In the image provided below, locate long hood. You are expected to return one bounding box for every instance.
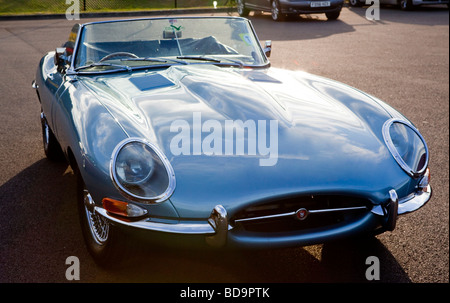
[80,65,406,217]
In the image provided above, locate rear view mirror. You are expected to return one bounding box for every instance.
[163,30,182,39]
[264,40,272,58]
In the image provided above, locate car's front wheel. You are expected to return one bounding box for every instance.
[326,9,341,20]
[77,171,128,267]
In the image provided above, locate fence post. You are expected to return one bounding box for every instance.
[175,0,177,8]
[83,0,86,11]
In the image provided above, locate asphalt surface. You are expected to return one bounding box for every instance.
[0,6,448,285]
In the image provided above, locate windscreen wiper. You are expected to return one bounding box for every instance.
[123,57,188,65]
[176,56,221,63]
[177,55,244,68]
[72,62,131,73]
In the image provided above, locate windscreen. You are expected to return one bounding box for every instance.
[73,17,267,70]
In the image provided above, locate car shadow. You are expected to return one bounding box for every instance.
[0,159,83,282]
[110,232,411,283]
[0,159,411,282]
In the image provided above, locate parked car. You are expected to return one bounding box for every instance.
[33,17,431,266]
[349,0,449,10]
[237,0,344,21]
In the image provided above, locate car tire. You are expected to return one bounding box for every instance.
[349,0,363,7]
[271,0,285,22]
[237,0,250,17]
[41,110,64,161]
[399,0,414,10]
[326,9,341,20]
[76,170,130,267]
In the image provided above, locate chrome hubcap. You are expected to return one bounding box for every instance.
[83,189,109,245]
[271,2,279,20]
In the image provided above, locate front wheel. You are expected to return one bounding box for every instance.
[326,9,341,20]
[77,172,128,267]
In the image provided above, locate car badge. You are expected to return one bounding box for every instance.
[295,208,309,221]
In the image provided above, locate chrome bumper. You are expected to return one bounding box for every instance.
[95,205,228,247]
[371,185,432,216]
[96,185,431,248]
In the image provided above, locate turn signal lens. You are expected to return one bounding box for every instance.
[102,198,148,218]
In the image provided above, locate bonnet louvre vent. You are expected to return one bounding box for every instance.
[130,74,174,91]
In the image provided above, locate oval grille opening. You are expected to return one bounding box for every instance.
[231,195,371,233]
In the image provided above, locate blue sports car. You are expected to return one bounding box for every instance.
[32,17,431,266]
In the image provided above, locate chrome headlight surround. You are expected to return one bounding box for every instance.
[110,138,176,203]
[382,118,429,178]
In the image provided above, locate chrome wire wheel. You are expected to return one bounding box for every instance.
[83,189,109,245]
[76,168,130,267]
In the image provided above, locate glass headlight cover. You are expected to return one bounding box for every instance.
[383,118,429,178]
[111,138,175,203]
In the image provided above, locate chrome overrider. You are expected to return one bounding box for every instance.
[95,182,431,248]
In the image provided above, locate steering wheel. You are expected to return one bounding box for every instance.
[99,52,138,62]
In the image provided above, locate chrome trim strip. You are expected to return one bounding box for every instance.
[371,185,431,216]
[95,207,215,235]
[234,211,295,223]
[233,206,368,223]
[382,118,429,178]
[110,137,176,204]
[309,206,368,214]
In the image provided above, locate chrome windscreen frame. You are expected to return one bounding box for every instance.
[382,118,429,178]
[110,137,176,204]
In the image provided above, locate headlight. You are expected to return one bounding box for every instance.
[382,118,429,178]
[111,138,175,203]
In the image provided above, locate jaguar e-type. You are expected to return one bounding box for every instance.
[32,17,431,266]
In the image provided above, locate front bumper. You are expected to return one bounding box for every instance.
[96,185,431,249]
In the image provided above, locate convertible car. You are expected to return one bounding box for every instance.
[33,17,431,266]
